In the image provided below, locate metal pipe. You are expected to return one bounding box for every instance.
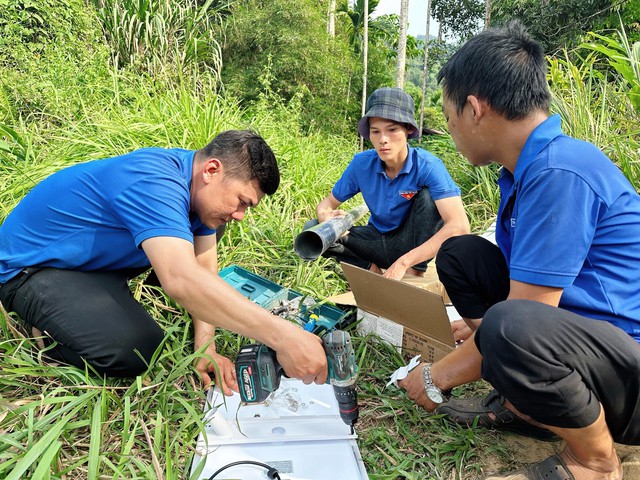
[294,204,370,261]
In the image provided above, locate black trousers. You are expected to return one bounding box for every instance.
[436,235,640,444]
[0,268,165,377]
[305,188,444,272]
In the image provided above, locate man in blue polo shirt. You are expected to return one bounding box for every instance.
[0,130,328,394]
[398,22,640,479]
[310,87,469,281]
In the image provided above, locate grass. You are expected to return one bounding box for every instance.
[1,33,640,480]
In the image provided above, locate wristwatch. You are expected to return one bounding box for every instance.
[422,363,449,404]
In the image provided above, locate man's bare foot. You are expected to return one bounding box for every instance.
[31,327,46,349]
[369,263,383,274]
[560,447,622,480]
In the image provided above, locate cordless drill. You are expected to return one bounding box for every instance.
[235,330,359,427]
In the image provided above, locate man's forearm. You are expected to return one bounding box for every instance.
[169,268,302,350]
[431,333,483,391]
[193,317,216,348]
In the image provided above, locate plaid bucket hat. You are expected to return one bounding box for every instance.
[357,87,420,140]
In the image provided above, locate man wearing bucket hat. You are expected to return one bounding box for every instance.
[309,87,469,281]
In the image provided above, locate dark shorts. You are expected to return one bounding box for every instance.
[0,267,165,377]
[437,235,640,445]
[306,188,444,272]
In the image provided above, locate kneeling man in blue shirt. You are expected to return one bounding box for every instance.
[0,130,328,395]
[399,21,640,480]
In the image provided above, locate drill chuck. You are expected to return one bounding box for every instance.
[323,330,359,426]
[332,384,359,426]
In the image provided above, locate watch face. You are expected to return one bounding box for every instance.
[426,387,444,404]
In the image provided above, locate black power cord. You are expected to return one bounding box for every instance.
[207,460,282,479]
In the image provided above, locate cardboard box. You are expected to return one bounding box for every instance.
[339,263,456,363]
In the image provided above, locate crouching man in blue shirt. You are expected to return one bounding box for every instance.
[310,87,470,281]
[0,130,328,394]
[399,21,640,480]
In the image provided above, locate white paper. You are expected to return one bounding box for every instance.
[386,354,422,388]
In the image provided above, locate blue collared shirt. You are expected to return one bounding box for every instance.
[496,114,640,339]
[332,146,460,233]
[0,148,214,283]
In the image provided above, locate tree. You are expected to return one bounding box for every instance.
[220,0,357,132]
[419,0,433,141]
[396,0,409,87]
[337,0,381,54]
[361,0,369,150]
[327,0,336,36]
[431,0,484,40]
[491,0,632,53]
[485,0,491,29]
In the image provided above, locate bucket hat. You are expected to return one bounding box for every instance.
[357,87,420,140]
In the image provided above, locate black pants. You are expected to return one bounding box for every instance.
[305,189,444,272]
[0,268,165,377]
[437,235,640,444]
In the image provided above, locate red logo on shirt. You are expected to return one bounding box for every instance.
[400,190,417,200]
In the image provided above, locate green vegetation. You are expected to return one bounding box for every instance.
[1,0,639,478]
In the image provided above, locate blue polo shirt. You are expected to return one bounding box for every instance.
[496,114,640,339]
[332,146,461,233]
[0,147,215,283]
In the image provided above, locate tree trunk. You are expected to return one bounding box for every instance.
[327,0,336,37]
[484,0,491,30]
[419,0,432,142]
[360,0,369,151]
[395,0,409,88]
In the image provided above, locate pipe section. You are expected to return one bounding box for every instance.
[294,204,369,261]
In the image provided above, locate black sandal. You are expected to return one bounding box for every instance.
[435,389,560,442]
[482,455,574,479]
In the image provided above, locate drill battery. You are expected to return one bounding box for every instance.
[236,344,283,403]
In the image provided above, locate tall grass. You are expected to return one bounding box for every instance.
[549,52,640,189]
[91,0,226,79]
[581,18,640,113]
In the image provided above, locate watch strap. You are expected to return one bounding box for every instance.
[423,363,449,402]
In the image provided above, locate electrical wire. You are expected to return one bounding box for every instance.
[207,460,281,479]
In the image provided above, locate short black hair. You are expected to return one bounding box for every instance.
[437,21,551,120]
[199,130,280,195]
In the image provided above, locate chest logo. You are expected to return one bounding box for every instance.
[400,190,417,200]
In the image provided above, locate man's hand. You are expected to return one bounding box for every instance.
[382,260,410,280]
[318,209,347,224]
[451,319,474,343]
[316,193,345,224]
[194,344,238,395]
[273,325,328,385]
[398,364,440,412]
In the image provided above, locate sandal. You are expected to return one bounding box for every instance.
[482,455,574,479]
[435,389,560,442]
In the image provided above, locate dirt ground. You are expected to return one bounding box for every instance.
[484,436,640,478]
